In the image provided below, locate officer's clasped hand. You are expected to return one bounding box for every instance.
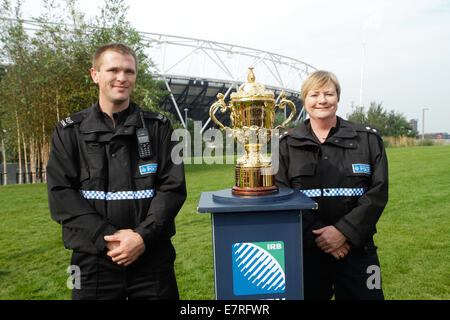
[104,229,146,267]
[312,226,350,259]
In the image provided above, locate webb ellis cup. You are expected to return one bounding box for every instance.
[209,67,296,195]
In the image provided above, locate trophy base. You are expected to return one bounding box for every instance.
[232,185,279,196]
[233,165,278,195]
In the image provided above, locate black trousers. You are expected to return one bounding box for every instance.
[70,248,179,300]
[303,243,384,300]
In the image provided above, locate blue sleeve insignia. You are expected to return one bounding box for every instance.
[352,163,371,174]
[139,163,158,175]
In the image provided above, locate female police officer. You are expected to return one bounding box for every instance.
[275,70,388,300]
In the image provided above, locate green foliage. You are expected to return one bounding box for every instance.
[417,139,435,147]
[347,102,418,137]
[274,111,299,130]
[0,0,173,163]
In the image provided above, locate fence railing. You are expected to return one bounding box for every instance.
[0,169,46,185]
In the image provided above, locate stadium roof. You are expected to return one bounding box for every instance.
[140,32,316,130]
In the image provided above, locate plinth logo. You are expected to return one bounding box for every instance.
[232,241,286,296]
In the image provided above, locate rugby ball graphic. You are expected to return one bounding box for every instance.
[232,242,286,296]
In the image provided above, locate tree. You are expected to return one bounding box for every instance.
[346,105,366,124]
[347,101,417,137]
[0,0,174,183]
[366,102,388,135]
[385,110,417,137]
[0,67,7,184]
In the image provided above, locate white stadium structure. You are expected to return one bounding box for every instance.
[140,32,316,131]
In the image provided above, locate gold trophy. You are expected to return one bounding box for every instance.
[209,67,296,195]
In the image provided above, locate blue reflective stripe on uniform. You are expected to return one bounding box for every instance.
[131,189,155,199]
[80,190,105,200]
[80,189,154,200]
[299,189,322,197]
[323,187,366,197]
[299,187,366,198]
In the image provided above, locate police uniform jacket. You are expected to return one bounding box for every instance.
[47,102,187,256]
[275,117,388,248]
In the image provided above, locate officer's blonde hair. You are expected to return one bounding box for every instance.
[301,70,341,103]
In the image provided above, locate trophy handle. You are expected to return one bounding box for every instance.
[275,92,296,129]
[209,93,231,130]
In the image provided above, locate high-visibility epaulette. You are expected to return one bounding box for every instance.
[142,110,168,123]
[280,128,294,140]
[58,112,86,129]
[352,122,381,137]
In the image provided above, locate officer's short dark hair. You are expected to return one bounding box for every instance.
[92,43,138,71]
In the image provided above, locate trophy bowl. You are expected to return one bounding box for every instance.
[209,67,296,195]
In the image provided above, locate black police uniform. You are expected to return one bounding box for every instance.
[47,102,186,299]
[275,117,388,300]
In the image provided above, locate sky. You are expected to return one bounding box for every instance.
[18,0,450,133]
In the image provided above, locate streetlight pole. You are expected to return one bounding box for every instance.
[422,108,429,140]
[359,40,366,108]
[184,108,188,129]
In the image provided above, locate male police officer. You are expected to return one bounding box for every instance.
[47,43,186,299]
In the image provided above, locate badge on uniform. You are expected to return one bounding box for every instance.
[139,163,157,175]
[352,163,371,174]
[59,116,74,128]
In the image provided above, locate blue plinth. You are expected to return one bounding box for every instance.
[197,188,317,300]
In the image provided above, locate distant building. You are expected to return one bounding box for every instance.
[409,119,418,132]
[424,132,450,139]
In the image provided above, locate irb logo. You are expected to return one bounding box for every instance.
[267,243,282,250]
[232,241,285,296]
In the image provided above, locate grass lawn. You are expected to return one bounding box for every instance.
[0,146,449,299]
